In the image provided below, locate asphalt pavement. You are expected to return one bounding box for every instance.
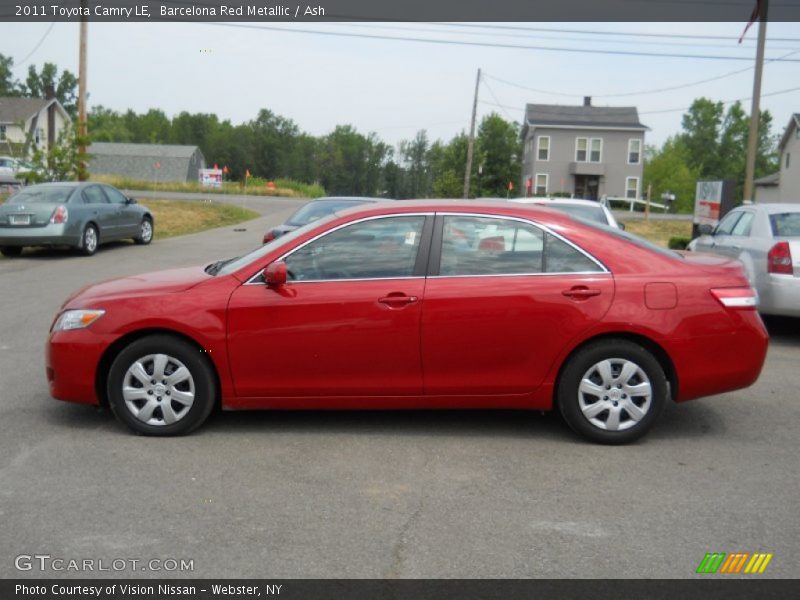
[0,195,798,579]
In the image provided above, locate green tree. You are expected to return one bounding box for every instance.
[22,63,78,118]
[429,134,471,198]
[643,138,700,213]
[474,113,521,197]
[27,123,90,182]
[0,53,21,96]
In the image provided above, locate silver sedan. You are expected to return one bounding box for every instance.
[0,182,154,257]
[687,203,800,317]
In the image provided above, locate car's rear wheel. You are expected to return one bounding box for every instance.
[558,339,667,444]
[107,335,217,436]
[80,224,98,256]
[134,217,153,245]
[0,246,22,257]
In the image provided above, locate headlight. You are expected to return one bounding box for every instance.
[52,309,106,331]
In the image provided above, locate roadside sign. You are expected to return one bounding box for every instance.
[199,168,223,189]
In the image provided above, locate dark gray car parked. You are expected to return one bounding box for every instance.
[0,182,153,257]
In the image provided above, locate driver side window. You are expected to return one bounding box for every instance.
[284,215,426,281]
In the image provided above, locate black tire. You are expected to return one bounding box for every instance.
[107,334,217,436]
[80,223,99,256]
[557,339,667,444]
[134,216,153,245]
[0,246,22,257]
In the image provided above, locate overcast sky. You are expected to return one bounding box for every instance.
[3,21,799,151]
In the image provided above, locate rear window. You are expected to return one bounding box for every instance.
[546,203,608,225]
[7,186,73,204]
[580,219,683,260]
[287,200,367,226]
[770,212,800,237]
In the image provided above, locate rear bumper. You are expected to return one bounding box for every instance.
[671,310,769,402]
[0,223,81,247]
[758,274,800,317]
[46,329,108,405]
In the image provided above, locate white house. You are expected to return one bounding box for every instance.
[0,97,71,158]
[754,113,799,203]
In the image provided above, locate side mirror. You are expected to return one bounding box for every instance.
[126,196,137,205]
[617,222,626,231]
[698,224,713,236]
[264,261,287,286]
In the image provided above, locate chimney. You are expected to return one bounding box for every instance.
[583,96,592,107]
[45,84,56,151]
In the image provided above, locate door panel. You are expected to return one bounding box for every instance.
[81,186,116,238]
[227,279,425,397]
[421,214,613,396]
[421,274,613,395]
[103,186,140,236]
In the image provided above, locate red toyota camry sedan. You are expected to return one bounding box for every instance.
[46,201,768,443]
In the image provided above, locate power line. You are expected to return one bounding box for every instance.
[483,48,800,99]
[431,22,800,43]
[322,21,800,51]
[480,78,519,122]
[16,22,56,67]
[195,22,800,62]
[640,85,800,114]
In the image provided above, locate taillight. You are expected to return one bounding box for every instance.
[767,241,793,275]
[263,230,276,244]
[710,287,758,309]
[50,205,68,224]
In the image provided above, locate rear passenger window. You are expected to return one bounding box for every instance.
[731,212,754,236]
[438,216,602,276]
[82,186,109,204]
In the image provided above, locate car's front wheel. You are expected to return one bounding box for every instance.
[134,217,153,245]
[107,335,217,435]
[0,246,22,257]
[558,339,667,444]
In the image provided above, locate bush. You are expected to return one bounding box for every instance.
[668,236,691,250]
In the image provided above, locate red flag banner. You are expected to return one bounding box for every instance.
[245,169,251,178]
[738,0,762,43]
[223,165,229,174]
[508,181,514,191]
[154,161,161,169]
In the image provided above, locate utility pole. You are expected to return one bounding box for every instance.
[463,68,480,199]
[77,0,88,181]
[743,0,769,203]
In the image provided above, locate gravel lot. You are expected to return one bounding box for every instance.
[0,195,798,579]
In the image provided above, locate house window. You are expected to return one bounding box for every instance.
[575,138,588,162]
[535,173,548,195]
[786,153,791,169]
[590,138,602,163]
[626,177,639,200]
[35,128,44,145]
[537,136,550,161]
[628,139,641,164]
[0,125,5,141]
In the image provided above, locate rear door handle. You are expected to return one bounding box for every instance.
[562,286,601,300]
[378,293,419,308]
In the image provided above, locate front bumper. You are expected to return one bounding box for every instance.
[46,329,109,405]
[0,223,81,247]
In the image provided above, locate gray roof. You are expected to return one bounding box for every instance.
[526,103,648,129]
[89,142,200,159]
[0,97,53,124]
[778,113,799,152]
[754,172,780,186]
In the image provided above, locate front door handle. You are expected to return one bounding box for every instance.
[378,293,419,308]
[562,286,601,300]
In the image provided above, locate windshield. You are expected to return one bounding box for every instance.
[770,212,800,237]
[216,213,339,277]
[7,186,74,204]
[546,203,608,225]
[286,199,367,226]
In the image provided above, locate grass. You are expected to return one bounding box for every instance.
[145,199,260,240]
[619,218,693,248]
[91,174,325,199]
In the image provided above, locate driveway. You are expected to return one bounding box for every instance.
[0,196,798,578]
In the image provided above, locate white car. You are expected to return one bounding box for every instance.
[0,156,32,182]
[509,197,623,229]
